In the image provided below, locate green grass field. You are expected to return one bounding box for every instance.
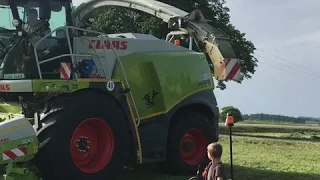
[120,123,320,180]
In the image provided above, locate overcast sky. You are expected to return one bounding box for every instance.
[214,0,320,118]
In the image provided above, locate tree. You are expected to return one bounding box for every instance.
[90,0,258,88]
[220,106,243,123]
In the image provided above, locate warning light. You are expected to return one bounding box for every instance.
[225,113,234,126]
[225,112,235,180]
[174,39,180,46]
[195,11,201,21]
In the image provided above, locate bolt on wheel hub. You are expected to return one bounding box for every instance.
[183,140,195,153]
[76,136,91,152]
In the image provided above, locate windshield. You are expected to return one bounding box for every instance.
[0,5,23,30]
[0,0,69,35]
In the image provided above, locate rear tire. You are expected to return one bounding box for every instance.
[166,110,215,174]
[34,91,131,180]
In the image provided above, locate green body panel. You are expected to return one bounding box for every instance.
[0,78,123,121]
[0,136,38,165]
[4,161,41,180]
[1,137,40,180]
[0,79,91,121]
[31,79,90,92]
[0,103,21,114]
[113,51,215,119]
[0,103,22,122]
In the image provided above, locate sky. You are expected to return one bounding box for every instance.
[214,0,320,118]
[1,0,320,117]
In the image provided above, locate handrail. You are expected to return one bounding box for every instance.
[33,25,142,126]
[0,35,10,39]
[73,36,108,77]
[39,54,92,65]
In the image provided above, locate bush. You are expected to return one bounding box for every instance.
[220,106,243,123]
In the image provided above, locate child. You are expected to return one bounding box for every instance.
[202,142,227,180]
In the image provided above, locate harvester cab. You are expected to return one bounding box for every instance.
[0,0,72,80]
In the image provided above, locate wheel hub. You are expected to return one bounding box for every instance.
[70,118,115,174]
[76,136,90,152]
[183,140,195,153]
[179,129,208,166]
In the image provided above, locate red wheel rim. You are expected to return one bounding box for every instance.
[179,129,208,166]
[70,118,114,174]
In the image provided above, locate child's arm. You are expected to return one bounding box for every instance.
[214,165,226,180]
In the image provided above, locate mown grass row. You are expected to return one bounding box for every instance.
[219,123,320,142]
[219,123,320,133]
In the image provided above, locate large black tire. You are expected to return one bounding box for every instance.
[34,91,131,180]
[166,110,215,174]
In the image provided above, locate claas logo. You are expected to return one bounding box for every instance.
[89,40,128,50]
[0,84,10,91]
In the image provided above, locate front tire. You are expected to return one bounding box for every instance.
[166,110,215,174]
[35,91,131,180]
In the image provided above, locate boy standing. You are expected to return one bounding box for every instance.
[203,142,227,180]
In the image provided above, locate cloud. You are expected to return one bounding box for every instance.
[226,0,245,7]
[257,31,320,49]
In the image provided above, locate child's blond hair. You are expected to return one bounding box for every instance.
[207,142,223,158]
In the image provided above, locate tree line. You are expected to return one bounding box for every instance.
[242,113,319,124]
[219,106,319,124]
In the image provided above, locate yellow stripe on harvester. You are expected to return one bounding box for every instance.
[0,122,30,134]
[120,82,143,164]
[79,78,121,83]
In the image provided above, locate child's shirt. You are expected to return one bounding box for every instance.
[205,161,227,180]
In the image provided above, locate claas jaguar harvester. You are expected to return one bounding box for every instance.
[0,0,242,179]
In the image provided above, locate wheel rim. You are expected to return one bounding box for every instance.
[70,118,114,174]
[179,129,208,166]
